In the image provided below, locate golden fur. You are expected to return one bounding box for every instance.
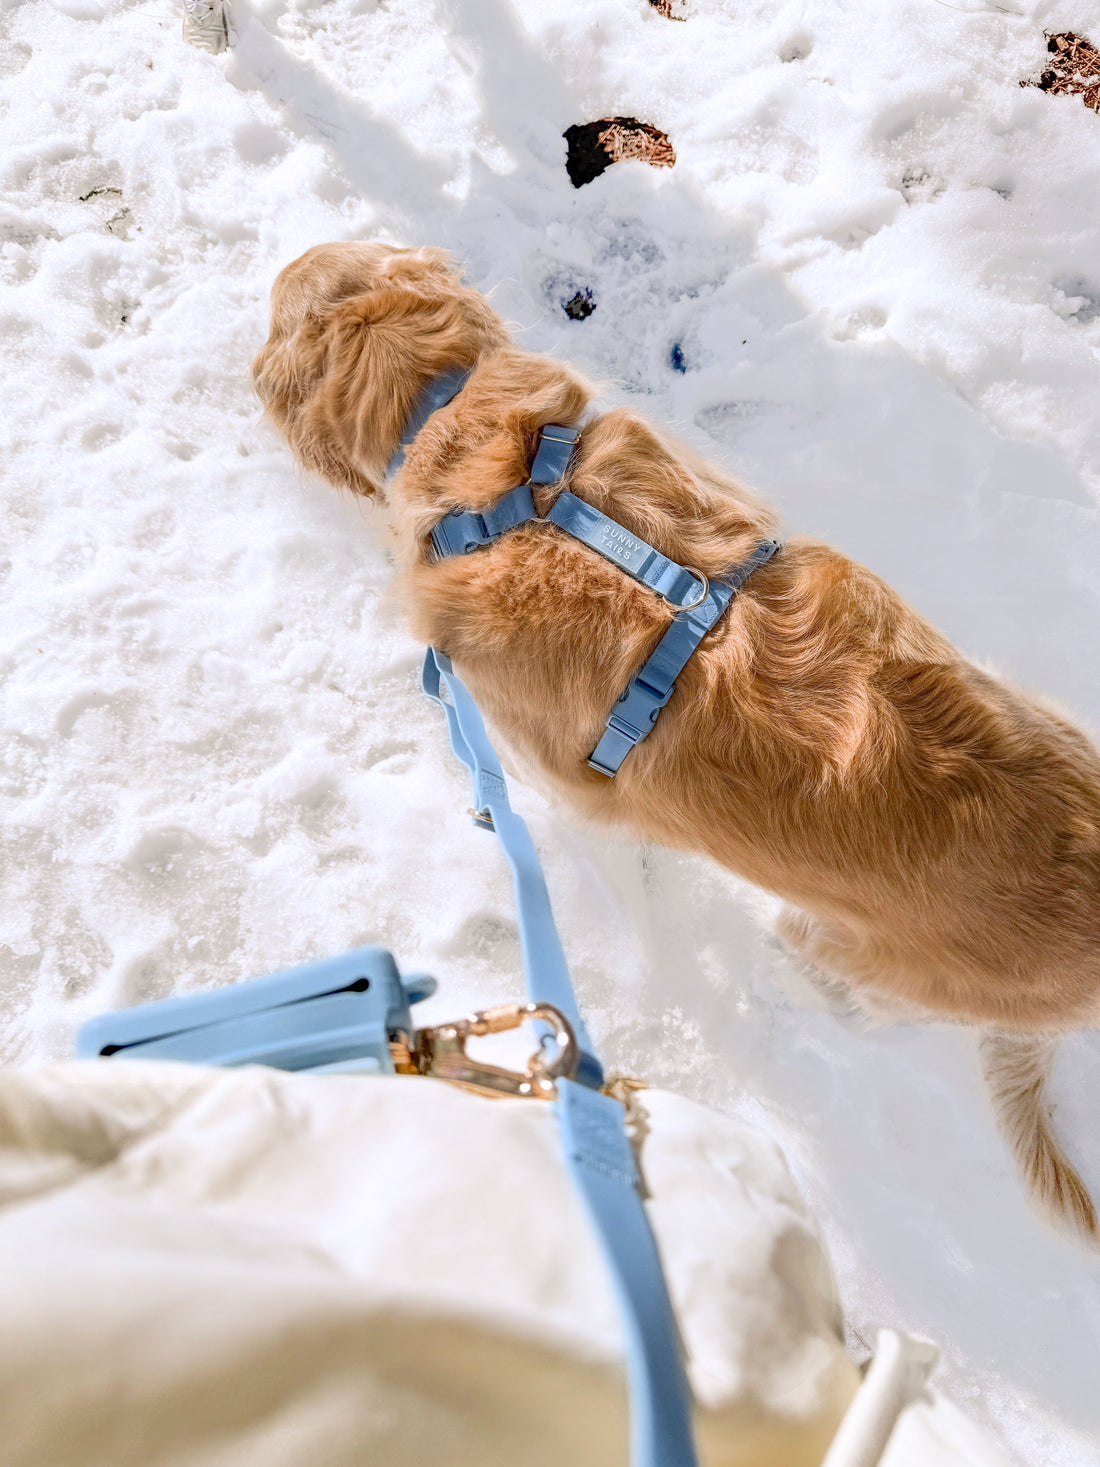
[254,241,1100,1239]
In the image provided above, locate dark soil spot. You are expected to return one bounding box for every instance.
[563,117,676,189]
[563,289,596,321]
[647,0,687,18]
[1023,32,1100,112]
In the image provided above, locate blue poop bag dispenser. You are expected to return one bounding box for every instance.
[76,947,437,1076]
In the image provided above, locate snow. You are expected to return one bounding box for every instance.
[1,0,1099,1461]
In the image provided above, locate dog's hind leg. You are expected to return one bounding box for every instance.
[774,905,920,1025]
[771,905,857,1014]
[981,1030,1097,1242]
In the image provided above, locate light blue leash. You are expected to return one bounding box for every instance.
[422,645,698,1467]
[411,375,785,1461]
[73,369,790,1467]
[421,646,603,1089]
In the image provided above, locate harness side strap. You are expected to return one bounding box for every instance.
[589,538,781,777]
[430,484,536,559]
[421,647,603,1087]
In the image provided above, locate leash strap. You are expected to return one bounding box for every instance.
[588,538,782,777]
[386,365,473,482]
[422,646,698,1467]
[556,1076,698,1467]
[421,647,604,1087]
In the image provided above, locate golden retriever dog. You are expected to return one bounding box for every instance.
[253,240,1100,1240]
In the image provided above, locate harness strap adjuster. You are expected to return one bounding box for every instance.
[429,509,488,560]
[607,713,645,742]
[429,486,539,561]
[530,424,580,485]
[617,678,675,725]
[586,677,675,775]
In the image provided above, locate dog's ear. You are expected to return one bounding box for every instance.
[291,387,379,496]
[304,286,459,493]
[250,318,327,425]
[254,244,508,497]
[308,273,508,495]
[269,288,435,497]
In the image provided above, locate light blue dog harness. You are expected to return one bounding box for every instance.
[392,369,781,777]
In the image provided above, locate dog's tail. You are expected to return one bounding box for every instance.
[980,1031,1097,1242]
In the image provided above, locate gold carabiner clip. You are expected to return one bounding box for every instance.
[407,1001,579,1100]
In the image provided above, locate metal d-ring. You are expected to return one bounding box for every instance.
[675,570,709,612]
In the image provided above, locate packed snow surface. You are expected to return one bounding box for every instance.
[1,0,1099,1461]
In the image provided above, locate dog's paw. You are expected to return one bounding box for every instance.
[765,936,861,1020]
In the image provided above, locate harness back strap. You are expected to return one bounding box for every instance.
[422,646,699,1467]
[546,492,706,609]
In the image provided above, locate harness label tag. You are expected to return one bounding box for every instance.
[597,523,649,573]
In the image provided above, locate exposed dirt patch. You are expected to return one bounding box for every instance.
[563,117,676,188]
[1024,32,1100,113]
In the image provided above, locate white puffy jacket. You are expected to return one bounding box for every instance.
[0,1062,1008,1467]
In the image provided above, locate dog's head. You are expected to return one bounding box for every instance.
[251,241,508,496]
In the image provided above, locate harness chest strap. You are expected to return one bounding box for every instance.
[386,365,474,482]
[588,532,780,775]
